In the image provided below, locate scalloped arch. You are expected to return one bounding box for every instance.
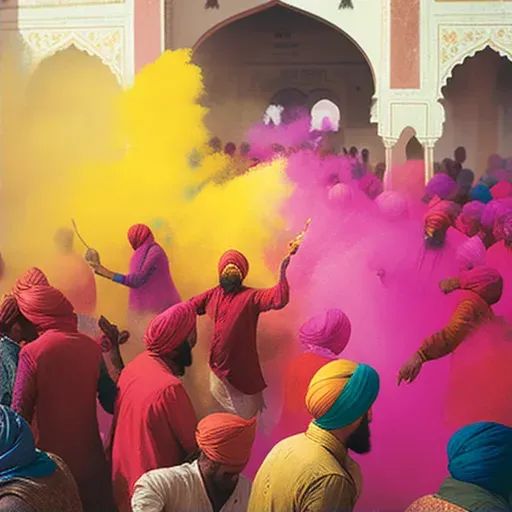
[22,29,123,85]
[438,26,512,98]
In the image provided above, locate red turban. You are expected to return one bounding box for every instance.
[128,224,154,250]
[196,413,257,470]
[424,197,461,234]
[299,309,351,356]
[218,250,249,279]
[491,181,512,199]
[144,302,196,356]
[17,285,77,332]
[451,266,503,306]
[0,296,21,332]
[12,268,49,296]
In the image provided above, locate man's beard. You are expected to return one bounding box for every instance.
[220,275,242,294]
[346,414,371,454]
[169,341,193,377]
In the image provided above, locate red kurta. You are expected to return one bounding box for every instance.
[11,327,112,512]
[110,352,197,512]
[190,276,290,396]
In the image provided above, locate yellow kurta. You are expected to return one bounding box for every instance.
[248,423,362,512]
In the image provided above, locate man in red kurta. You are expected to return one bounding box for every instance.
[110,301,198,512]
[11,284,114,512]
[190,249,292,420]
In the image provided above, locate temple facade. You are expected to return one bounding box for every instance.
[1,0,511,180]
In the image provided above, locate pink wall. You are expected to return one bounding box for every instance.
[390,0,420,89]
[134,0,162,73]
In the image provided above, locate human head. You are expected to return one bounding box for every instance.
[54,228,74,253]
[491,181,512,200]
[127,224,154,250]
[17,285,77,334]
[424,198,461,248]
[358,173,383,200]
[196,413,256,492]
[487,153,503,172]
[240,142,251,157]
[328,183,353,206]
[455,201,485,237]
[218,250,249,294]
[0,296,36,343]
[425,174,460,201]
[454,146,466,165]
[0,405,57,480]
[447,422,512,500]
[440,266,503,306]
[493,211,512,248]
[12,268,49,297]
[375,191,409,221]
[442,158,459,180]
[374,162,386,181]
[144,302,197,375]
[349,146,358,158]
[224,142,236,157]
[299,309,351,358]
[305,359,380,454]
[361,148,369,164]
[209,137,222,153]
[456,168,475,196]
[455,236,486,271]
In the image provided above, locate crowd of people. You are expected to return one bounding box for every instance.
[0,138,511,512]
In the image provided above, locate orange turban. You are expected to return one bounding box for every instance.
[17,285,77,332]
[196,413,257,470]
[424,197,461,235]
[144,302,196,356]
[445,266,503,306]
[218,250,249,279]
[12,268,49,297]
[128,224,154,250]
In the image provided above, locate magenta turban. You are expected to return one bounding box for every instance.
[491,181,512,199]
[481,201,509,232]
[425,174,460,200]
[218,250,249,279]
[493,211,512,243]
[328,183,353,204]
[455,201,484,237]
[375,191,409,220]
[358,173,383,200]
[299,309,351,356]
[144,302,196,356]
[456,236,486,271]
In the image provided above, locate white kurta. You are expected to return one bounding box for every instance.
[131,460,251,512]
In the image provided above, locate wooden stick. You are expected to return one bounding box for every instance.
[71,219,91,250]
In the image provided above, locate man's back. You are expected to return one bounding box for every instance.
[112,352,197,511]
[248,424,361,512]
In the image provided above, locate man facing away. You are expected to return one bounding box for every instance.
[248,359,380,512]
[132,412,256,512]
[190,249,293,420]
[110,302,199,512]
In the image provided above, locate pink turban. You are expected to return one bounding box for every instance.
[455,266,503,305]
[196,413,257,470]
[299,309,351,356]
[144,302,196,356]
[424,197,461,234]
[218,250,249,279]
[358,173,383,200]
[128,224,154,250]
[13,268,49,297]
[0,296,21,332]
[481,201,509,232]
[425,174,460,200]
[493,211,512,243]
[455,201,485,237]
[491,181,512,199]
[375,191,409,220]
[328,183,353,204]
[456,236,486,271]
[17,285,77,332]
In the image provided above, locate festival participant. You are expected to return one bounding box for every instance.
[224,142,236,157]
[358,172,383,200]
[469,183,493,204]
[209,137,222,153]
[0,406,83,512]
[397,266,503,385]
[111,302,198,512]
[274,309,352,438]
[11,285,114,511]
[49,228,96,316]
[249,359,380,512]
[455,236,486,271]
[491,180,512,199]
[424,174,460,202]
[423,198,461,249]
[190,249,293,420]
[455,201,485,237]
[374,162,386,182]
[131,413,256,512]
[455,168,474,204]
[88,223,181,316]
[454,146,467,168]
[361,148,372,173]
[12,267,48,295]
[407,422,512,512]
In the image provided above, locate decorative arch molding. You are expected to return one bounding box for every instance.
[20,27,124,85]
[438,24,512,97]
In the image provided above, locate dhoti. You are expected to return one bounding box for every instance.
[209,371,264,420]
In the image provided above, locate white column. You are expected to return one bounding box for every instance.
[383,137,396,190]
[420,138,437,184]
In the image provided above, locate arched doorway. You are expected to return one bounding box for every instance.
[192,4,382,160]
[436,48,512,177]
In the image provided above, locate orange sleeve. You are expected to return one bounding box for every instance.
[418,300,478,361]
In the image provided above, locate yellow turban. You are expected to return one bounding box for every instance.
[306,359,380,430]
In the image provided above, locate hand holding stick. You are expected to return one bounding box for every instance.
[287,218,311,256]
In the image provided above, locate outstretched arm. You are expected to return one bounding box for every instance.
[11,349,37,424]
[189,289,214,316]
[253,256,291,312]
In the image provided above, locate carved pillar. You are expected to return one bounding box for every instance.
[420,138,436,184]
[383,138,397,190]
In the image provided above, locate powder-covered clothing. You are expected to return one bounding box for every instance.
[248,423,361,512]
[114,241,181,315]
[0,336,20,406]
[190,276,289,395]
[418,293,493,361]
[132,460,251,512]
[11,329,113,511]
[0,453,82,512]
[111,351,197,512]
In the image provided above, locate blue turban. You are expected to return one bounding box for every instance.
[470,184,493,204]
[0,406,56,482]
[448,422,512,499]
